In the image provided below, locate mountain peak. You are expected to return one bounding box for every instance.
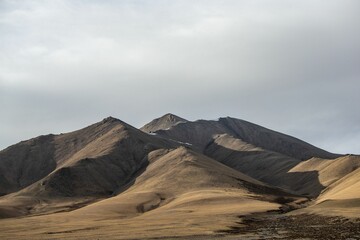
[140,113,188,133]
[162,113,186,122]
[102,116,120,123]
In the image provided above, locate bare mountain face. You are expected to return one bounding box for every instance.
[0,114,359,239]
[0,134,56,196]
[0,117,182,217]
[71,147,299,220]
[140,113,188,133]
[145,116,338,160]
[140,116,344,197]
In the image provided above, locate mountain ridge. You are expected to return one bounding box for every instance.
[150,115,339,160]
[0,113,358,239]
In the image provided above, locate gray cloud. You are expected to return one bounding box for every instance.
[0,0,359,154]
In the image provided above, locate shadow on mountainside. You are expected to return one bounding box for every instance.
[0,153,151,219]
[0,134,57,196]
[204,142,325,197]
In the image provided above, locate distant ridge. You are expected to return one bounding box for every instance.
[140,113,188,133]
[152,116,339,160]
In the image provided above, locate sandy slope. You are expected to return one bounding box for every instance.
[287,155,360,196]
[318,162,360,201]
[286,156,360,218]
[71,147,292,218]
[0,147,299,239]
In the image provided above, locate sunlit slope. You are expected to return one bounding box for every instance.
[71,147,299,219]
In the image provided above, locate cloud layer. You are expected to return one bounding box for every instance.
[1,0,359,153]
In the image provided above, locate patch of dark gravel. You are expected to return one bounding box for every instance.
[217,213,360,240]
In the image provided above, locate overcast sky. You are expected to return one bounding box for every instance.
[0,0,359,154]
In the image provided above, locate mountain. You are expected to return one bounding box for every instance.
[0,117,176,196]
[0,146,304,239]
[141,116,342,196]
[0,114,358,239]
[150,117,339,160]
[140,113,188,133]
[71,147,298,219]
[0,117,179,217]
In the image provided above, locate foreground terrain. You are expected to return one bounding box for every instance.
[0,114,359,239]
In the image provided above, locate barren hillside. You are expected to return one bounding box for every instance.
[0,114,358,239]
